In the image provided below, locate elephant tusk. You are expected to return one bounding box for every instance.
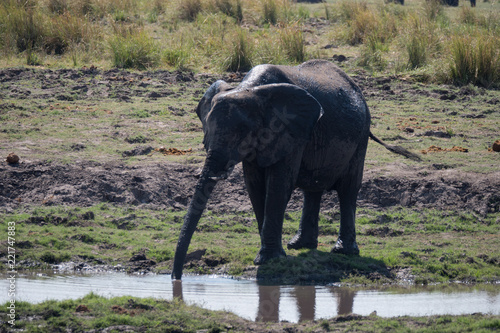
[208,165,235,181]
[209,176,226,181]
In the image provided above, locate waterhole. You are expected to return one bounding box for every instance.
[2,273,498,322]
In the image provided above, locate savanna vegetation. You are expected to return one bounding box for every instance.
[0,0,499,86]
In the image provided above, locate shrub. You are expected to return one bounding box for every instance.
[109,31,161,69]
[1,3,45,53]
[163,48,189,69]
[45,12,91,55]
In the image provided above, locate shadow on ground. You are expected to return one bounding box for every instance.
[256,250,392,285]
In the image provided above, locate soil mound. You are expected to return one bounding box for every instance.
[1,161,498,216]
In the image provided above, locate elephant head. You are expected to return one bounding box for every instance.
[171,80,323,279]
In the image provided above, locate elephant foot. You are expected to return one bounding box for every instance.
[253,247,286,265]
[331,239,359,255]
[287,234,318,250]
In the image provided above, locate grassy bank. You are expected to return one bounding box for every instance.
[2,204,498,284]
[0,0,499,86]
[2,293,499,332]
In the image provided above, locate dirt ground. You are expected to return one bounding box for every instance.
[0,67,499,216]
[1,159,499,216]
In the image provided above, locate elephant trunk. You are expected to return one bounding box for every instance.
[171,163,219,280]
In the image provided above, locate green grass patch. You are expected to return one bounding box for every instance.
[2,293,499,332]
[109,30,161,70]
[2,205,498,284]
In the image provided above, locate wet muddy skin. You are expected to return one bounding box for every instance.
[2,274,498,323]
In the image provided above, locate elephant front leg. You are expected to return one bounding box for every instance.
[253,189,289,265]
[254,160,299,265]
[287,190,322,250]
[243,161,266,234]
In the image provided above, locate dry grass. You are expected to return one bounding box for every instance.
[0,0,499,86]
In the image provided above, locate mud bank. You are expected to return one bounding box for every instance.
[1,161,499,215]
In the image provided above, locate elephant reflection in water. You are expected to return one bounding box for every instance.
[256,285,281,322]
[173,280,356,322]
[256,285,355,322]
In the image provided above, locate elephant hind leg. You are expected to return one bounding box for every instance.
[287,190,322,250]
[331,186,360,255]
[331,148,366,255]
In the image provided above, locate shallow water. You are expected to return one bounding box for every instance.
[2,273,499,322]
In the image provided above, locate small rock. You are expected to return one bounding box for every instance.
[122,146,153,157]
[71,143,86,151]
[185,249,206,262]
[423,130,451,138]
[6,152,19,164]
[148,91,162,98]
[129,253,147,262]
[492,140,500,152]
[76,305,90,313]
[332,54,347,62]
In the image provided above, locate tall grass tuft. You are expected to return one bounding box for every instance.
[48,0,68,14]
[262,0,278,25]
[163,48,189,69]
[279,23,306,63]
[449,35,500,87]
[423,0,444,22]
[339,1,382,46]
[406,35,427,70]
[475,37,500,88]
[1,3,45,53]
[458,6,477,25]
[449,36,476,86]
[338,0,367,22]
[109,30,161,69]
[45,12,91,55]
[358,33,388,71]
[214,0,243,22]
[222,29,253,72]
[178,0,203,21]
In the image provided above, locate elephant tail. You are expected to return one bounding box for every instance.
[369,132,421,161]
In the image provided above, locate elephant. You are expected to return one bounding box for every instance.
[171,59,419,279]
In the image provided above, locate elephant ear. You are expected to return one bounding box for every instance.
[196,80,233,123]
[251,83,323,168]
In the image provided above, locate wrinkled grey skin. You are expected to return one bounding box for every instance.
[172,60,372,280]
